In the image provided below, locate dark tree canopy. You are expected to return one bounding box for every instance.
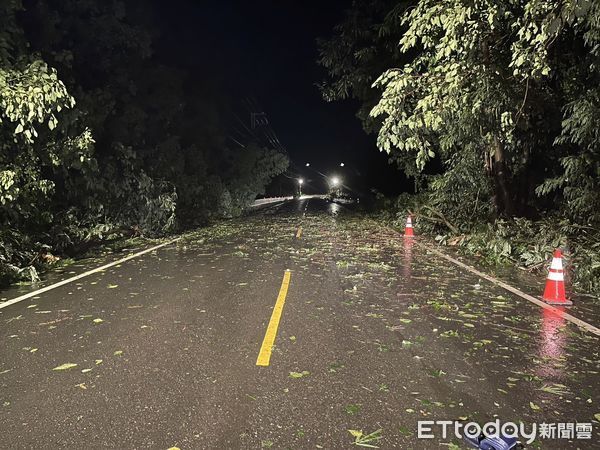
[319,0,600,224]
[0,0,288,284]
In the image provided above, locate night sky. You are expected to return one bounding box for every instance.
[151,0,407,195]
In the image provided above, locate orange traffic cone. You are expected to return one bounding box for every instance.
[542,249,572,306]
[404,215,414,237]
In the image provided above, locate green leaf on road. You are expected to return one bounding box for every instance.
[345,404,361,415]
[53,363,78,371]
[594,413,600,422]
[430,369,446,377]
[93,318,104,324]
[398,425,412,436]
[458,312,478,319]
[539,383,569,396]
[289,370,310,378]
[529,401,541,411]
[348,428,383,448]
[440,330,459,338]
[328,362,345,373]
[114,350,123,356]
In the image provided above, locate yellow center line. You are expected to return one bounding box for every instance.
[256,270,292,366]
[296,226,303,239]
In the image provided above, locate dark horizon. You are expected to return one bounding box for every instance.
[150,0,409,195]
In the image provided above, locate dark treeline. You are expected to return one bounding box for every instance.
[0,0,288,285]
[319,0,600,294]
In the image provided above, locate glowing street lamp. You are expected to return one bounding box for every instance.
[298,178,304,196]
[305,163,310,167]
[329,176,342,198]
[340,162,345,167]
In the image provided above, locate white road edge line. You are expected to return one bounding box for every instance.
[421,243,600,337]
[0,238,182,311]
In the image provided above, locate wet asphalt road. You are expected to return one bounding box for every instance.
[1,197,599,449]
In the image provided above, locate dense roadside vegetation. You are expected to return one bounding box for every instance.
[0,1,288,286]
[319,0,600,296]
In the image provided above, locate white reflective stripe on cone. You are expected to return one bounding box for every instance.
[550,257,563,270]
[547,271,564,281]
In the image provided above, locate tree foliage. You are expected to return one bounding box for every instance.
[320,0,600,224]
[320,0,600,294]
[317,0,414,132]
[0,1,288,285]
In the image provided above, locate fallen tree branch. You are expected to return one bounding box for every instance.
[417,205,460,234]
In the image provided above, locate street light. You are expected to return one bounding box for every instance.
[298,178,304,196]
[340,162,345,167]
[305,163,310,167]
[329,176,341,199]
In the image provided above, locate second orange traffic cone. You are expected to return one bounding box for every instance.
[404,215,414,237]
[542,249,572,306]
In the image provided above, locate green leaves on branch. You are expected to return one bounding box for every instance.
[0,59,75,143]
[0,1,289,287]
[511,0,597,79]
[370,1,522,172]
[366,0,600,222]
[321,0,600,231]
